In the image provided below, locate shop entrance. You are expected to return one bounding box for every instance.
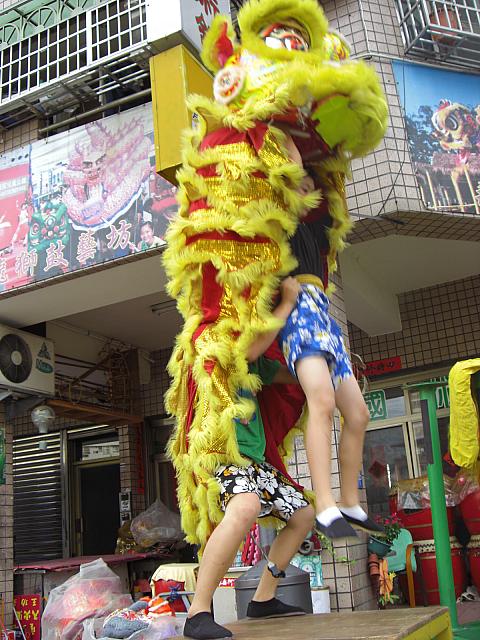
[77,463,120,555]
[362,372,450,519]
[71,428,121,556]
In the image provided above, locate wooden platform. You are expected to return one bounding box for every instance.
[178,606,452,640]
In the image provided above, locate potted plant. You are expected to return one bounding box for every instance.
[367,513,402,558]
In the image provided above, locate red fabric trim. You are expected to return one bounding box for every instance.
[246,122,268,153]
[189,199,211,213]
[302,201,330,222]
[200,262,222,324]
[197,165,218,177]
[199,122,268,154]
[216,22,234,68]
[185,367,197,449]
[186,230,270,245]
[200,128,248,150]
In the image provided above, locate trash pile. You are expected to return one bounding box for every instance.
[116,500,183,555]
[41,558,184,640]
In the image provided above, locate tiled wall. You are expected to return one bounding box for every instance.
[140,349,171,418]
[349,274,480,371]
[118,424,146,517]
[0,120,39,155]
[324,0,425,219]
[0,409,13,627]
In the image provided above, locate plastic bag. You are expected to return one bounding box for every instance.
[396,475,457,510]
[452,467,480,504]
[42,558,132,640]
[82,614,180,640]
[130,499,183,547]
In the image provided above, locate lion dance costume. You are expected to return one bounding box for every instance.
[163,0,388,550]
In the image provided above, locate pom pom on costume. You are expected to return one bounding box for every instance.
[163,0,388,551]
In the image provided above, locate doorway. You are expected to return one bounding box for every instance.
[362,373,451,518]
[71,428,120,556]
[77,463,120,555]
[363,423,412,519]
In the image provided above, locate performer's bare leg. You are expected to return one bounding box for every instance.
[295,356,336,513]
[335,376,370,508]
[295,356,380,537]
[188,493,261,617]
[252,504,315,602]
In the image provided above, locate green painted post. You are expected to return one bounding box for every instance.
[408,380,480,639]
[419,384,458,627]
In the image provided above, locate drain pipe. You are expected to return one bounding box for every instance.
[38,88,151,135]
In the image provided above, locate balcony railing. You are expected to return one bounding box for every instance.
[0,0,98,49]
[0,0,150,129]
[396,0,480,68]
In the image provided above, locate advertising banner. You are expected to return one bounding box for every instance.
[393,61,480,215]
[0,103,177,292]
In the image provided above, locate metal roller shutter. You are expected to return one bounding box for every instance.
[13,432,64,563]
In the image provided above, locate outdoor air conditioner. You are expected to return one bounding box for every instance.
[0,324,55,397]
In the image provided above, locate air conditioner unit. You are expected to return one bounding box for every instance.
[0,325,55,397]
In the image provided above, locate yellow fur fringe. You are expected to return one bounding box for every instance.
[163,0,387,551]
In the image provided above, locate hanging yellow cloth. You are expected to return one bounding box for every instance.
[449,358,480,468]
[379,558,395,601]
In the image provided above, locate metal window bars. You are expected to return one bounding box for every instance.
[395,0,480,69]
[0,0,150,130]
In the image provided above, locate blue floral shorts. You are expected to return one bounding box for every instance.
[279,284,353,390]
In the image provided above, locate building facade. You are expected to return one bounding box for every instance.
[0,0,480,626]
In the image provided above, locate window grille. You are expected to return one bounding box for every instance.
[0,0,149,127]
[396,0,480,69]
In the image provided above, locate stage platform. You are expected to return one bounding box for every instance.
[177,606,452,640]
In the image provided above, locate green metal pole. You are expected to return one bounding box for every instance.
[419,384,458,627]
[406,380,480,639]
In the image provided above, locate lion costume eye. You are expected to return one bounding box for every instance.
[260,23,310,52]
[445,115,459,131]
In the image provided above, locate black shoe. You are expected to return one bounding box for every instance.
[246,597,306,619]
[340,510,386,535]
[183,612,232,639]
[314,514,358,539]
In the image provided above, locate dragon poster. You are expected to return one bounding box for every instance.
[393,61,480,215]
[0,103,177,292]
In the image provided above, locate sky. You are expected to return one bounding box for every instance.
[392,60,480,115]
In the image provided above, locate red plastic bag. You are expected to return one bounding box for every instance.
[41,558,132,640]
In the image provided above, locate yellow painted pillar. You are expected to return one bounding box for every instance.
[150,45,213,184]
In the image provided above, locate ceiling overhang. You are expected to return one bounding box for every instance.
[340,211,480,336]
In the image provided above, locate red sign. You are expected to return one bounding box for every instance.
[218,577,236,587]
[365,356,402,378]
[14,595,41,640]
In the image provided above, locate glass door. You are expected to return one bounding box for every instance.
[363,423,412,519]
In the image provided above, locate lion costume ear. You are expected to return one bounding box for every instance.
[201,15,238,73]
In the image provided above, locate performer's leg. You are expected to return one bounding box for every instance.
[296,355,357,539]
[188,492,261,617]
[252,504,315,603]
[295,355,336,512]
[335,376,383,533]
[335,375,369,508]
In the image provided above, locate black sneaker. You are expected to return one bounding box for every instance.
[183,612,232,639]
[340,510,386,535]
[314,514,358,539]
[246,597,306,619]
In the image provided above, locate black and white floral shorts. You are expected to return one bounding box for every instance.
[215,460,310,522]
